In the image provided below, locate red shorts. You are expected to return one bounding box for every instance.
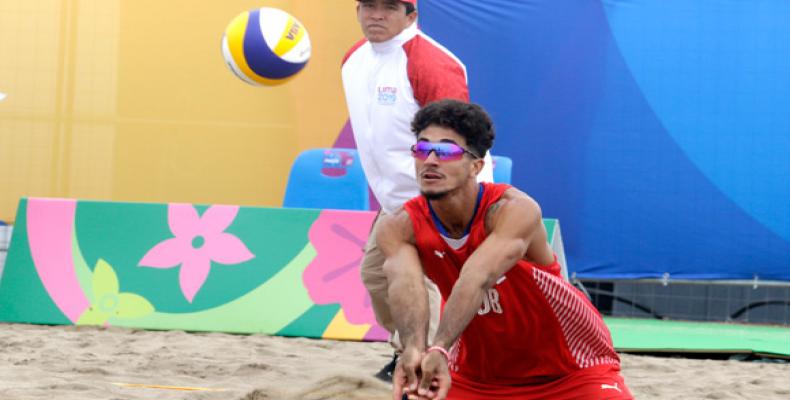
[449,365,633,400]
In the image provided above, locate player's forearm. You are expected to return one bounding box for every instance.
[430,272,487,351]
[431,243,522,350]
[387,273,430,351]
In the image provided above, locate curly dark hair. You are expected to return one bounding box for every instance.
[411,99,495,158]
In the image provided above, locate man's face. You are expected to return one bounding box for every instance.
[357,0,417,43]
[413,125,482,200]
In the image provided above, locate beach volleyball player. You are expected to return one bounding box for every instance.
[378,100,633,399]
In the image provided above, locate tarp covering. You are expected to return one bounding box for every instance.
[420,0,790,280]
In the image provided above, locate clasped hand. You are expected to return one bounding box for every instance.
[392,346,451,400]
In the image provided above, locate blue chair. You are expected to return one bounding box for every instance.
[492,155,513,184]
[283,148,370,211]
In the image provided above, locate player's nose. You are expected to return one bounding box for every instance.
[424,150,441,164]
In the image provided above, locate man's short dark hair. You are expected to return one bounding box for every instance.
[411,99,495,158]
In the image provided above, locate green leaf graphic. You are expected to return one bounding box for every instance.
[93,259,119,298]
[77,307,108,325]
[115,293,155,319]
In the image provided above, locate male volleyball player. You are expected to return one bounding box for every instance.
[378,99,633,399]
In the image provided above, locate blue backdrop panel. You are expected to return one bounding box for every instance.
[419,0,790,280]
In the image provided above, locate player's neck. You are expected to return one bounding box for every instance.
[428,182,481,239]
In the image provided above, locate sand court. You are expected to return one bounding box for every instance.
[1,323,789,400]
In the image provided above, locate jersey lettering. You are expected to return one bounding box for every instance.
[477,288,503,315]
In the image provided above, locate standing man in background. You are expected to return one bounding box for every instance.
[341,0,494,382]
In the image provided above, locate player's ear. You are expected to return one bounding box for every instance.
[471,158,484,177]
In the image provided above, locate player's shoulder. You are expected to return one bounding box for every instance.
[501,187,541,213]
[377,208,417,246]
[342,38,369,66]
[486,187,542,228]
[501,187,537,205]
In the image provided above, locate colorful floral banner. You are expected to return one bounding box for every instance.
[0,198,561,341]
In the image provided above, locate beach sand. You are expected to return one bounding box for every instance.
[1,323,788,399]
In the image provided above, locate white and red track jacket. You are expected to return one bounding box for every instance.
[342,22,494,214]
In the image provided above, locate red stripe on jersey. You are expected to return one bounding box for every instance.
[532,268,620,369]
[402,34,469,106]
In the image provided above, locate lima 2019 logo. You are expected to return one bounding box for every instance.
[377,86,397,105]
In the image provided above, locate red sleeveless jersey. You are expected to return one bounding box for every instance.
[404,183,625,397]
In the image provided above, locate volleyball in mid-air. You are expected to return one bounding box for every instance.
[221,7,311,86]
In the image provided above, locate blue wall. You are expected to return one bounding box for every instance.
[420,0,790,280]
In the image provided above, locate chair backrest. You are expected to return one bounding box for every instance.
[492,155,513,184]
[283,148,370,211]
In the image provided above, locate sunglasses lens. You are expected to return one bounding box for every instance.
[411,142,432,160]
[434,144,465,160]
[412,142,466,161]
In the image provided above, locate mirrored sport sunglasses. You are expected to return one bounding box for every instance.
[410,141,480,161]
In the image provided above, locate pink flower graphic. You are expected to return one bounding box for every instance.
[303,210,377,325]
[138,203,254,302]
